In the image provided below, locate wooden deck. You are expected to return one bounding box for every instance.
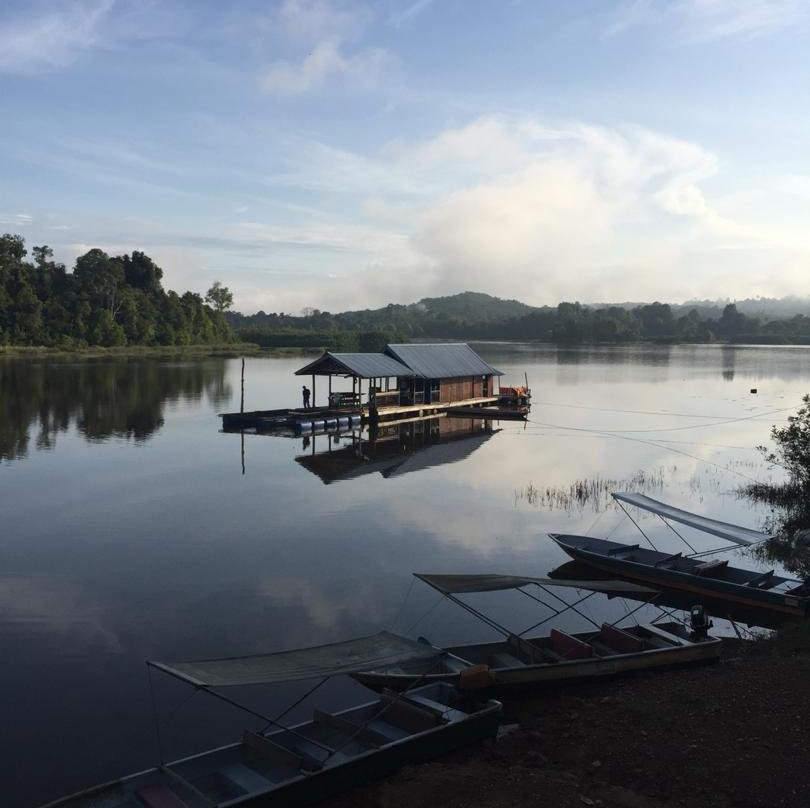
[370,396,499,421]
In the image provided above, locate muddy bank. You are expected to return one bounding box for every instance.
[326,627,810,808]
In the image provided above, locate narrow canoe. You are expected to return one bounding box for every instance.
[552,533,810,629]
[40,683,501,808]
[353,621,720,693]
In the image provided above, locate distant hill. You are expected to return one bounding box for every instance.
[586,296,810,321]
[227,291,810,348]
[415,291,536,322]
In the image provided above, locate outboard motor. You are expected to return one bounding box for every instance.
[689,604,712,641]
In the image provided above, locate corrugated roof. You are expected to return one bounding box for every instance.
[295,352,413,378]
[384,343,503,379]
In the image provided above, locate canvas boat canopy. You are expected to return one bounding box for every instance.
[414,573,657,596]
[612,492,772,547]
[149,631,442,687]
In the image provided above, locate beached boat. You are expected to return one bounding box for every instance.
[40,633,501,808]
[550,492,810,629]
[353,574,721,692]
[552,534,810,628]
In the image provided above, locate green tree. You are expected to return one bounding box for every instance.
[205,281,234,312]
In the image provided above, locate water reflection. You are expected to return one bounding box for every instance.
[0,358,231,461]
[296,417,497,484]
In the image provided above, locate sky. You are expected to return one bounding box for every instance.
[1,0,809,314]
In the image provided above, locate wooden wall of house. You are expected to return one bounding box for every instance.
[440,377,469,402]
[439,376,493,402]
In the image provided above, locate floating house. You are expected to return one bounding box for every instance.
[293,343,503,422]
[219,343,526,433]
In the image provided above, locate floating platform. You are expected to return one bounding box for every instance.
[220,407,362,434]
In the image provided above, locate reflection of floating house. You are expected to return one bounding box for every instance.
[294,343,503,423]
[296,417,498,484]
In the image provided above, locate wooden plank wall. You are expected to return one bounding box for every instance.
[439,375,489,402]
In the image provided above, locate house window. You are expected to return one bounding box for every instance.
[429,379,440,403]
[414,378,424,404]
[482,375,488,397]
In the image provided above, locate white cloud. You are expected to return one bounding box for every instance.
[263,39,390,94]
[606,0,810,42]
[390,0,435,28]
[261,0,391,94]
[276,0,370,43]
[26,115,810,314]
[0,213,33,226]
[0,0,114,73]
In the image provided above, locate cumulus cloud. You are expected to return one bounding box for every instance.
[248,116,807,311]
[31,115,809,314]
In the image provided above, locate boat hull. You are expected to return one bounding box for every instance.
[353,626,721,693]
[39,687,501,808]
[552,534,809,629]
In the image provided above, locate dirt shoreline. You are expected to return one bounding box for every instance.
[325,626,810,808]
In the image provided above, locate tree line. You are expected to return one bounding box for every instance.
[0,234,232,347]
[228,295,810,346]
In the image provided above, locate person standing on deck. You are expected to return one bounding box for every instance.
[302,385,311,409]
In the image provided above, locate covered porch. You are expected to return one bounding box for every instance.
[293,351,413,412]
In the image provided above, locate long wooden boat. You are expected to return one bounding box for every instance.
[551,533,810,629]
[354,573,720,693]
[354,621,720,692]
[40,635,501,808]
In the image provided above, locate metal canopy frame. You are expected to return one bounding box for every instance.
[144,641,452,775]
[413,573,672,647]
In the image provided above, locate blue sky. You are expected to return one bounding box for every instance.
[1,0,809,313]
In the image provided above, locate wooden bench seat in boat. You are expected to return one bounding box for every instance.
[489,651,526,669]
[599,623,644,654]
[379,691,442,733]
[654,551,682,569]
[242,729,321,773]
[313,709,386,748]
[507,633,544,663]
[135,784,189,808]
[694,559,729,576]
[607,543,640,556]
[746,569,776,589]
[550,629,594,660]
[219,763,273,794]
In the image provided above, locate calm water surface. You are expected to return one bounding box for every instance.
[2,343,810,807]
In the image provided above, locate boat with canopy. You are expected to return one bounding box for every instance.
[352,573,720,692]
[551,492,810,629]
[40,632,501,808]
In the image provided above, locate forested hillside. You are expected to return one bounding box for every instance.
[228,293,810,346]
[0,234,232,347]
[4,230,809,349]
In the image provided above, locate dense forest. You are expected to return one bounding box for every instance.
[3,231,809,349]
[0,234,232,347]
[228,291,810,346]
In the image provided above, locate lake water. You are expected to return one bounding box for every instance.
[3,343,810,807]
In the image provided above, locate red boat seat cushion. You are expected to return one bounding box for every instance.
[550,629,593,659]
[599,623,643,653]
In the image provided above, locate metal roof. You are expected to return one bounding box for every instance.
[295,351,413,378]
[384,343,503,379]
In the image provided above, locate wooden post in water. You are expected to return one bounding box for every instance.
[241,357,245,413]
